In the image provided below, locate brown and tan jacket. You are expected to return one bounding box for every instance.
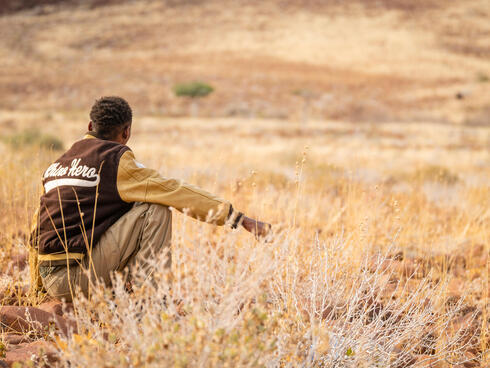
[30,133,236,265]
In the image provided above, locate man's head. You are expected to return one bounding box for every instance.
[88,96,132,144]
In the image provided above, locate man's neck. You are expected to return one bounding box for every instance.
[85,131,124,144]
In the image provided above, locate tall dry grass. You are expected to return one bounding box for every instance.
[0,114,488,366]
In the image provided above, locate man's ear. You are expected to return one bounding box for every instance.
[88,121,94,131]
[122,125,131,140]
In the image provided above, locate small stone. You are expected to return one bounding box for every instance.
[38,300,65,316]
[452,351,481,368]
[414,354,442,367]
[0,306,74,337]
[447,278,464,297]
[4,341,57,367]
[3,334,30,345]
[9,253,28,272]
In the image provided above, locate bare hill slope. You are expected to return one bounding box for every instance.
[0,0,489,122]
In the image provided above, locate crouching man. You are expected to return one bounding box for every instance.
[30,96,269,301]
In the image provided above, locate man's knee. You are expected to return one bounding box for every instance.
[130,204,172,270]
[147,204,172,222]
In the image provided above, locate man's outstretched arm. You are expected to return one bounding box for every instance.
[117,150,269,235]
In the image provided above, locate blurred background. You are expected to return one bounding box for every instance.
[0,0,489,124]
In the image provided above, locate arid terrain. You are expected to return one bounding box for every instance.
[1,0,489,122]
[0,1,489,367]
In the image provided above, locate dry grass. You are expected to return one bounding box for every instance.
[0,0,489,366]
[0,112,488,366]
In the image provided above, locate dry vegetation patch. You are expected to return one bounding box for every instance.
[0,113,488,366]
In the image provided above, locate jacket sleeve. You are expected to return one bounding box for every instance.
[116,150,234,225]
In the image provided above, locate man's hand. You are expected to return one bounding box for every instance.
[241,216,271,239]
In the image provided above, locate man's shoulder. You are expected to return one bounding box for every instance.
[46,138,130,171]
[70,136,130,155]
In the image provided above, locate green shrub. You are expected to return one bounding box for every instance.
[38,134,64,150]
[476,72,489,83]
[4,129,64,151]
[173,81,214,116]
[464,105,490,127]
[413,165,459,184]
[173,81,214,98]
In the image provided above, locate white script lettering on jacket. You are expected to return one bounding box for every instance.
[43,159,100,193]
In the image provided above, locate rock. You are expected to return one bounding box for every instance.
[468,244,485,258]
[9,253,27,272]
[368,258,395,273]
[319,303,344,320]
[299,299,345,322]
[3,333,30,345]
[391,352,417,368]
[414,354,442,367]
[4,341,57,367]
[389,251,404,261]
[38,299,67,316]
[462,352,480,368]
[447,278,464,298]
[415,331,437,355]
[390,260,418,278]
[0,306,53,334]
[0,306,74,337]
[455,91,471,100]
[452,351,481,368]
[0,285,28,306]
[449,311,481,351]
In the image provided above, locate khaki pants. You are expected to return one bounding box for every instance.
[41,203,172,302]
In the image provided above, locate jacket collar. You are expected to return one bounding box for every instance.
[84,131,98,139]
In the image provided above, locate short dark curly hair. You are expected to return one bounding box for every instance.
[89,96,132,139]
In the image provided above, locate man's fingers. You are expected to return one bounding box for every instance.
[258,224,274,243]
[240,216,272,241]
[254,222,272,240]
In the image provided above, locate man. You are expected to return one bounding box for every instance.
[30,96,269,301]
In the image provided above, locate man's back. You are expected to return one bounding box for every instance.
[34,134,132,256]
